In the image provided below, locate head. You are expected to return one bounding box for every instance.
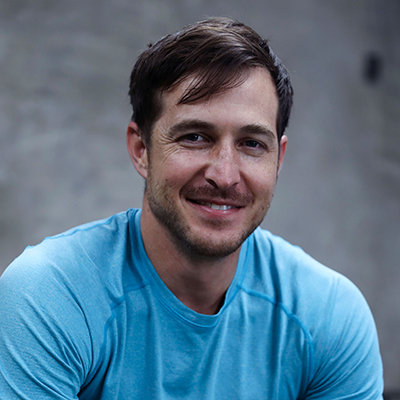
[128,17,293,149]
[127,18,292,261]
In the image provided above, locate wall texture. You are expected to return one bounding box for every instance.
[1,0,399,390]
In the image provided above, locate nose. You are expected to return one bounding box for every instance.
[204,143,240,190]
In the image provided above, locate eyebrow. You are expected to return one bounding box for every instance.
[168,120,215,136]
[238,124,277,141]
[168,119,277,141]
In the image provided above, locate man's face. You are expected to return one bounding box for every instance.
[136,68,287,259]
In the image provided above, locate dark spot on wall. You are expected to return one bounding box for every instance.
[364,52,383,83]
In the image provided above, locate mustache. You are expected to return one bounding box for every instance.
[180,185,254,204]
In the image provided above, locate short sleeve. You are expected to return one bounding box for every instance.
[0,252,93,399]
[305,276,384,399]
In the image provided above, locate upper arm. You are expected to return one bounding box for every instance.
[0,255,93,399]
[305,277,383,399]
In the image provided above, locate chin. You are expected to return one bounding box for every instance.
[170,223,259,260]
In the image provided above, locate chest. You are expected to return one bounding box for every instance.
[80,289,309,399]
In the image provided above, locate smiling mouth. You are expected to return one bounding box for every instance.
[189,200,238,210]
[201,202,235,210]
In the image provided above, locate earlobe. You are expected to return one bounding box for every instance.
[127,121,148,179]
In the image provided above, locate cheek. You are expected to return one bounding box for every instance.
[163,153,204,183]
[244,165,277,194]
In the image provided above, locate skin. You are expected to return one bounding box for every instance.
[127,67,287,315]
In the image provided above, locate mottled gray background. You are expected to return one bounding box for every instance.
[1,0,399,391]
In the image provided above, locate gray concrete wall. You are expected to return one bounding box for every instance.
[1,0,399,390]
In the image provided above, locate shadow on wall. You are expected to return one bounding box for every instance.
[384,391,400,400]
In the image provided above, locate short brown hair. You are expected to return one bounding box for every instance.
[129,17,293,146]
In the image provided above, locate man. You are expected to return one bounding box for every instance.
[0,17,383,399]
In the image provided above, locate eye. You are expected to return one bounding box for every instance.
[244,139,261,148]
[242,139,266,150]
[183,133,203,142]
[179,133,209,147]
[238,138,268,156]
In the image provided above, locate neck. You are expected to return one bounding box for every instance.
[140,202,240,315]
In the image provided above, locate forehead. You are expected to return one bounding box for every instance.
[155,68,279,137]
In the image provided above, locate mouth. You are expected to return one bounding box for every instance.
[182,186,251,214]
[188,199,240,211]
[197,202,235,211]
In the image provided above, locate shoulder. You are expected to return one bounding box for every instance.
[245,228,376,334]
[242,228,383,397]
[247,228,361,297]
[3,209,141,288]
[31,209,137,261]
[0,208,143,337]
[244,228,356,306]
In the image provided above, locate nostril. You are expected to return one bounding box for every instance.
[205,177,219,189]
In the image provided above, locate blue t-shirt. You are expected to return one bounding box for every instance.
[0,209,383,399]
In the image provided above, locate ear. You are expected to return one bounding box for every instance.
[127,121,148,179]
[277,135,288,172]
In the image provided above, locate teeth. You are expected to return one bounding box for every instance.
[194,200,236,210]
[204,203,233,210]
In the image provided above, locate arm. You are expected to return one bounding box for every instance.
[0,255,92,399]
[305,276,384,399]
